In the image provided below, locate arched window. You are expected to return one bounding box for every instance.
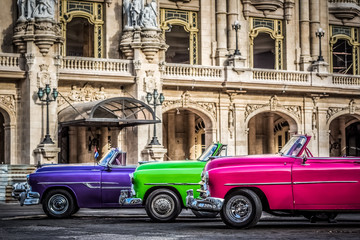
[66,17,94,57]
[250,18,283,70]
[160,9,198,65]
[330,25,360,75]
[60,0,104,58]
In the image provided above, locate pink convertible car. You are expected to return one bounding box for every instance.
[186,135,360,228]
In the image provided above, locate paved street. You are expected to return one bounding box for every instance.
[1,203,360,240]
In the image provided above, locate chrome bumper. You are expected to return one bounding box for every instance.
[186,189,224,212]
[119,189,142,206]
[12,182,40,206]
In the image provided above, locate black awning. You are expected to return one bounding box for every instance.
[58,97,160,128]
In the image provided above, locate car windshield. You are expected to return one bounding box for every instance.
[98,149,118,166]
[197,144,220,161]
[279,136,307,157]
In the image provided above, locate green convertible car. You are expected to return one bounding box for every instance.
[119,143,227,222]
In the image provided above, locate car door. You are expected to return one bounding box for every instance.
[101,152,135,207]
[292,157,360,209]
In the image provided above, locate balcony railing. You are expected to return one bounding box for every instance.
[163,63,223,79]
[332,74,360,85]
[60,57,132,75]
[252,69,309,83]
[0,53,21,70]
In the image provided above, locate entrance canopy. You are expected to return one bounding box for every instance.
[58,97,160,128]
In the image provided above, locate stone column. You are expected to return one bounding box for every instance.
[205,128,216,148]
[299,0,311,70]
[187,112,196,159]
[110,128,120,148]
[167,111,176,160]
[100,127,109,158]
[339,117,346,156]
[68,127,78,163]
[266,113,275,154]
[4,123,16,164]
[77,127,87,163]
[234,104,247,155]
[317,107,329,157]
[216,0,228,65]
[248,117,256,155]
[310,0,320,60]
[227,0,238,53]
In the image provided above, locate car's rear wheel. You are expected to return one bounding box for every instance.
[145,188,182,222]
[42,189,75,218]
[220,189,262,228]
[191,209,218,218]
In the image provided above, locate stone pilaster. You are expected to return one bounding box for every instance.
[187,112,196,159]
[234,103,247,155]
[317,107,330,157]
[68,127,77,163]
[78,127,87,163]
[299,0,312,70]
[215,0,228,65]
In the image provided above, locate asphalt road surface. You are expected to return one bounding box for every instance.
[1,203,360,240]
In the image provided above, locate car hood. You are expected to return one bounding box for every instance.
[205,154,295,171]
[34,164,104,173]
[136,160,205,171]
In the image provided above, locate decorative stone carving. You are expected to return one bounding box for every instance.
[25,53,35,70]
[326,107,344,121]
[162,92,217,121]
[37,64,51,87]
[349,99,356,114]
[241,0,294,21]
[283,105,301,119]
[0,95,16,114]
[245,104,264,120]
[59,84,108,108]
[13,0,63,55]
[269,95,279,111]
[143,70,157,92]
[228,104,235,138]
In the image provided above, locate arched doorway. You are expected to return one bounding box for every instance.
[0,112,4,164]
[162,108,213,160]
[247,111,297,155]
[329,114,360,156]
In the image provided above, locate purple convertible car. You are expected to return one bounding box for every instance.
[12,148,135,218]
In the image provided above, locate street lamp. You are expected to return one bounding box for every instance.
[37,84,58,144]
[146,89,164,145]
[232,20,241,56]
[315,28,325,62]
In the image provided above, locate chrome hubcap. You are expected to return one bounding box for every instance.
[226,195,252,223]
[151,194,174,218]
[48,194,69,215]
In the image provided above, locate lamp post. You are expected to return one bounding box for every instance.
[37,84,58,144]
[232,20,241,56]
[315,28,325,62]
[146,89,164,145]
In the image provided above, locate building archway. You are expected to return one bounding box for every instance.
[247,110,298,155]
[0,105,16,164]
[162,106,215,161]
[328,113,360,156]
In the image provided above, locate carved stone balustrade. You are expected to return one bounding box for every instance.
[0,53,24,79]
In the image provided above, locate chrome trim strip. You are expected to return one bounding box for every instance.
[225,182,291,186]
[144,183,200,186]
[102,187,130,189]
[293,181,358,185]
[38,182,101,189]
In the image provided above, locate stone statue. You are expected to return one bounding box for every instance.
[17,0,27,22]
[34,0,57,20]
[131,0,143,27]
[123,0,132,28]
[27,0,36,20]
[140,0,157,28]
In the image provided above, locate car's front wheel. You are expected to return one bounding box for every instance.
[42,189,76,218]
[145,188,182,222]
[220,189,262,228]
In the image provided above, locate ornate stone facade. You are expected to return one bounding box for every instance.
[0,0,360,169]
